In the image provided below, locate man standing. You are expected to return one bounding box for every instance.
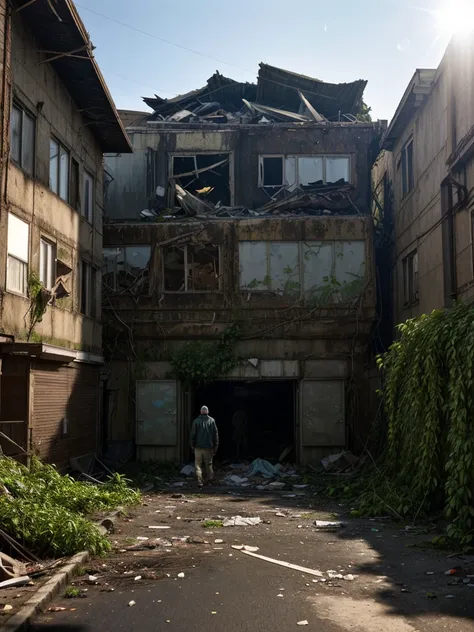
[191,406,219,488]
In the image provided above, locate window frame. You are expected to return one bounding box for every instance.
[239,240,366,299]
[39,237,56,290]
[80,260,91,317]
[162,243,222,293]
[401,138,414,198]
[402,249,419,306]
[103,246,151,295]
[10,102,36,177]
[258,154,352,188]
[6,213,29,296]
[82,170,94,223]
[49,137,70,203]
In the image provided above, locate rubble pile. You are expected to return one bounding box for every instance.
[144,63,368,126]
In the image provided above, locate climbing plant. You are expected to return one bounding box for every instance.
[26,272,50,341]
[169,323,241,385]
[346,303,474,547]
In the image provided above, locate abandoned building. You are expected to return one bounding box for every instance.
[0,0,131,466]
[373,35,474,327]
[103,64,384,465]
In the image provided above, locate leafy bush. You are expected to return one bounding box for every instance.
[342,303,474,548]
[0,457,140,557]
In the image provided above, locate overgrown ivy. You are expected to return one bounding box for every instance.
[343,303,474,548]
[27,272,50,341]
[169,323,241,385]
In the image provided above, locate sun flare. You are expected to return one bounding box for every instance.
[434,0,474,37]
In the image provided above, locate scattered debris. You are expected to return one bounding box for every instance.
[223,516,262,527]
[0,576,31,589]
[268,482,286,490]
[231,545,245,551]
[3,605,13,612]
[297,620,309,626]
[214,539,224,544]
[241,550,325,578]
[177,572,185,578]
[321,451,362,474]
[128,600,136,607]
[314,520,345,530]
[48,606,67,612]
[148,526,171,530]
[180,465,195,477]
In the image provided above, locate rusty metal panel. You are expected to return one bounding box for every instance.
[136,380,177,446]
[0,356,29,459]
[32,362,68,463]
[300,380,345,447]
[67,365,99,461]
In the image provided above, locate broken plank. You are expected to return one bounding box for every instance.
[298,91,326,123]
[241,550,324,577]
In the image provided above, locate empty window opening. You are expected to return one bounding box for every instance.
[401,139,414,197]
[259,155,351,192]
[103,246,151,295]
[40,238,56,290]
[164,243,220,292]
[240,240,365,302]
[7,213,29,295]
[194,380,295,461]
[11,103,35,176]
[402,249,418,305]
[171,153,231,206]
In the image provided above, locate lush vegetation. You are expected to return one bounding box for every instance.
[342,303,474,548]
[0,457,140,557]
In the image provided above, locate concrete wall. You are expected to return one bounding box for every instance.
[374,38,474,326]
[0,8,105,353]
[105,122,379,219]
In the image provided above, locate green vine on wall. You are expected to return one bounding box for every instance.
[345,302,474,548]
[27,273,50,341]
[169,323,241,385]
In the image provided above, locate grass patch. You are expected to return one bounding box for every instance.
[202,520,223,528]
[64,587,81,599]
[0,456,141,558]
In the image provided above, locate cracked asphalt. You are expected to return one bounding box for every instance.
[29,488,474,631]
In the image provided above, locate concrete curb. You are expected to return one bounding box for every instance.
[1,550,90,632]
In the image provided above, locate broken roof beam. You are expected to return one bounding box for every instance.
[298,91,326,123]
[170,158,229,180]
[174,183,215,217]
[242,100,310,123]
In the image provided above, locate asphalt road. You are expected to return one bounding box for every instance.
[29,490,474,632]
[30,550,339,632]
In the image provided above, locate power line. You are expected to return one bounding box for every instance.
[76,3,253,73]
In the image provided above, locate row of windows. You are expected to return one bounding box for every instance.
[103,240,366,300]
[6,212,98,318]
[11,103,94,222]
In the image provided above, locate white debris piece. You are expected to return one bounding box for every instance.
[231,545,245,550]
[223,516,262,527]
[344,574,356,581]
[243,545,259,552]
[134,576,142,581]
[149,526,171,530]
[214,539,224,544]
[315,520,344,529]
[268,481,286,489]
[229,475,248,485]
[180,465,195,476]
[297,621,309,626]
[128,601,136,607]
[177,572,185,578]
[136,536,149,541]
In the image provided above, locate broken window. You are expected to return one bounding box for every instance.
[259,155,351,190]
[40,238,56,290]
[163,243,220,292]
[240,240,365,302]
[171,153,231,206]
[103,246,151,295]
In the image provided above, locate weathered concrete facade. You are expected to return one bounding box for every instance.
[0,1,130,467]
[104,111,382,465]
[373,36,474,326]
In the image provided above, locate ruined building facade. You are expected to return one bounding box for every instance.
[373,36,474,327]
[0,0,131,466]
[103,66,384,464]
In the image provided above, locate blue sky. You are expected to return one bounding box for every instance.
[76,0,451,121]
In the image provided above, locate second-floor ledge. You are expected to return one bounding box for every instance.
[0,341,103,365]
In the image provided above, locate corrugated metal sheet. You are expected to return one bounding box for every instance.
[31,362,99,469]
[0,356,29,461]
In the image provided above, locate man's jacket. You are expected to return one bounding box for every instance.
[191,414,219,450]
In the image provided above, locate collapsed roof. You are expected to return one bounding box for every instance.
[143,63,368,124]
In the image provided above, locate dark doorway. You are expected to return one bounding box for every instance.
[194,380,295,461]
